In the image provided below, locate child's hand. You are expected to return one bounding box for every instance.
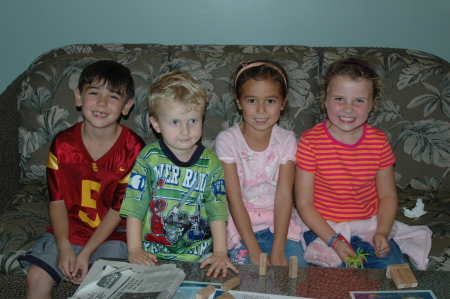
[248,249,267,265]
[200,253,239,278]
[128,248,158,266]
[333,239,357,266]
[57,244,77,280]
[373,232,390,258]
[269,252,288,266]
[70,251,90,285]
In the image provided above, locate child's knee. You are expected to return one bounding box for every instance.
[26,264,54,288]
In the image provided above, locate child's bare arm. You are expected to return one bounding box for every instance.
[200,220,239,278]
[71,208,123,284]
[49,200,76,279]
[270,160,295,266]
[126,216,158,266]
[294,167,356,263]
[374,165,398,258]
[222,162,263,264]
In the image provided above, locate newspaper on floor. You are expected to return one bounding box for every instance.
[69,259,185,299]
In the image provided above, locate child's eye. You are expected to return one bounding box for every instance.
[334,97,343,101]
[247,99,256,104]
[356,99,366,103]
[170,120,179,125]
[189,119,197,124]
[89,91,98,96]
[267,99,276,104]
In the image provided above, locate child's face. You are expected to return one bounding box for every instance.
[325,75,373,141]
[75,80,134,131]
[236,78,287,135]
[150,103,204,162]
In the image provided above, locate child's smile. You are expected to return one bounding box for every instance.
[92,111,108,118]
[255,118,269,125]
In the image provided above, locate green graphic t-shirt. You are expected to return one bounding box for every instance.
[120,140,228,262]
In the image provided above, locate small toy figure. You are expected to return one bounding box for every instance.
[346,248,369,268]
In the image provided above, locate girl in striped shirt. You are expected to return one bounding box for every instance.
[295,58,408,269]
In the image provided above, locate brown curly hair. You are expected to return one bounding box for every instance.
[321,58,382,112]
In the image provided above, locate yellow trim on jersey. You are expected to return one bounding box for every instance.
[47,151,58,170]
[119,171,131,184]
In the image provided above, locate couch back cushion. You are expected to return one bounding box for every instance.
[16,44,450,196]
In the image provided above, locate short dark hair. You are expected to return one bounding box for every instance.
[78,60,135,100]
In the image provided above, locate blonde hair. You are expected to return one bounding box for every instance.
[148,70,208,117]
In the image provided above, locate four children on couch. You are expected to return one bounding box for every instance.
[19,57,432,298]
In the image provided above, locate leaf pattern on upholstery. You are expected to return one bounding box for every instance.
[394,119,450,168]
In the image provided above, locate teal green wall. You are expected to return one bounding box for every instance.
[1,0,449,93]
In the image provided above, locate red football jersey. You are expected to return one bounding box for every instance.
[46,122,145,246]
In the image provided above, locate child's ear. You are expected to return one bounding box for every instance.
[149,116,161,133]
[121,98,135,116]
[234,94,242,110]
[322,93,328,110]
[281,95,289,111]
[74,88,82,107]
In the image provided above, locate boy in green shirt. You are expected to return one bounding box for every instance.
[120,70,238,278]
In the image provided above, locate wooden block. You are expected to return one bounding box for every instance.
[386,264,417,289]
[216,293,235,299]
[196,285,216,299]
[386,264,410,279]
[398,268,412,288]
[390,269,407,289]
[259,253,268,275]
[221,277,241,291]
[289,256,298,279]
[402,268,418,287]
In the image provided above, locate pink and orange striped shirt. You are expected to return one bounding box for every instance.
[296,121,396,223]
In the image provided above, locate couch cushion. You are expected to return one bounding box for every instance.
[0,73,23,213]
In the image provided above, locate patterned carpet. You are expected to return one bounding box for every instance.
[0,274,78,299]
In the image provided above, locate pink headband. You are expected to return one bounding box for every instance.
[234,62,288,87]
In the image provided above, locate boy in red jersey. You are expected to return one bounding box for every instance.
[18,60,145,299]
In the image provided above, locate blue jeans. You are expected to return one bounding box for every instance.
[303,230,405,269]
[228,228,307,266]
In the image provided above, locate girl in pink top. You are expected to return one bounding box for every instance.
[295,59,430,269]
[216,61,306,266]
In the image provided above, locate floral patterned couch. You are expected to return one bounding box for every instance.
[0,44,449,276]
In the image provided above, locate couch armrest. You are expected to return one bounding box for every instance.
[0,72,25,212]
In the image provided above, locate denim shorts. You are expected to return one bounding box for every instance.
[18,233,128,285]
[228,228,307,266]
[303,230,405,269]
